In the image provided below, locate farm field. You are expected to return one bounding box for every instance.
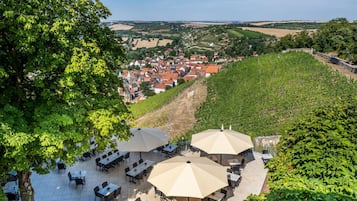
[241,27,306,38]
[248,20,320,26]
[109,23,134,30]
[132,38,173,49]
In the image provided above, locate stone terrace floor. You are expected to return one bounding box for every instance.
[30,150,268,201]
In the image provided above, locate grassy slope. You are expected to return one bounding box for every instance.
[192,52,357,137]
[129,81,194,119]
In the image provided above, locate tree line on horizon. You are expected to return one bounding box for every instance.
[273,18,357,64]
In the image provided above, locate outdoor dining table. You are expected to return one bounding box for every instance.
[162,144,177,153]
[99,151,127,166]
[206,191,225,201]
[162,144,178,158]
[97,183,120,197]
[71,170,86,180]
[127,160,155,182]
[262,153,273,164]
[262,153,273,160]
[227,172,241,187]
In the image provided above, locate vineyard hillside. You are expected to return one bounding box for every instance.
[133,52,357,140]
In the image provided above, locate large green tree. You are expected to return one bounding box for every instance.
[0,1,131,201]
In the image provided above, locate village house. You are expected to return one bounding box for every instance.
[205,64,220,77]
[153,83,166,94]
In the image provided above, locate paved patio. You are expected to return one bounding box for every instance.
[30,150,268,201]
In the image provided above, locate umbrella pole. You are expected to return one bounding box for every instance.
[140,152,142,159]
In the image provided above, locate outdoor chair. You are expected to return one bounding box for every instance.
[102,181,108,188]
[57,162,66,172]
[102,154,107,159]
[75,178,85,187]
[124,167,131,180]
[68,172,75,184]
[103,193,115,201]
[220,188,228,200]
[94,186,104,201]
[231,166,240,175]
[124,152,130,163]
[156,146,163,152]
[90,141,97,156]
[114,186,122,198]
[81,152,91,161]
[113,149,119,153]
[262,149,269,154]
[143,166,153,176]
[125,167,136,183]
[132,162,138,168]
[112,157,121,167]
[220,187,234,199]
[240,158,245,169]
[5,192,19,201]
[95,157,104,171]
[118,155,124,164]
[138,158,144,164]
[102,162,114,172]
[108,151,113,156]
[135,172,143,180]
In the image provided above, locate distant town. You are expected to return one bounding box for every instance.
[119,52,244,103]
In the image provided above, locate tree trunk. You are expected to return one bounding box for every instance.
[18,171,35,201]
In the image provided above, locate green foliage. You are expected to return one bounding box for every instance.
[192,52,357,137]
[274,31,313,51]
[177,78,186,85]
[274,18,357,64]
[266,189,356,201]
[224,28,272,57]
[266,97,357,200]
[245,194,267,201]
[140,81,155,97]
[0,1,131,199]
[130,81,194,119]
[0,191,5,201]
[313,18,357,63]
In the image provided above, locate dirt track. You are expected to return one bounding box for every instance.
[134,79,207,139]
[312,54,357,80]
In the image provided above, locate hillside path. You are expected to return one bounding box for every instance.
[312,53,357,80]
[134,79,207,138]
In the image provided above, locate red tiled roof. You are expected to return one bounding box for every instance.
[205,64,219,74]
[154,83,166,89]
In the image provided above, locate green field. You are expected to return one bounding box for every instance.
[227,29,244,38]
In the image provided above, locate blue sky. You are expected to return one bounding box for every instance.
[101,0,357,22]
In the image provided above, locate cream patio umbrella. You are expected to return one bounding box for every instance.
[191,127,253,163]
[148,156,228,200]
[116,127,169,159]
